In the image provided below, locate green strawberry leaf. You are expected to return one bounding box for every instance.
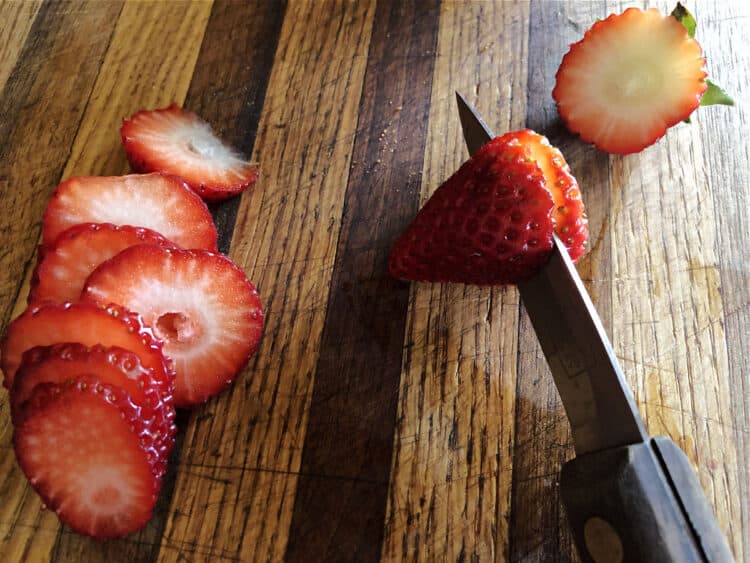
[669,4,734,109]
[701,79,735,106]
[671,2,696,38]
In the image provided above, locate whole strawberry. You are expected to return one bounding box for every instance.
[389,131,587,285]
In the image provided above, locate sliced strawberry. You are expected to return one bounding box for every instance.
[14,375,159,539]
[29,223,178,305]
[121,104,258,202]
[0,302,172,392]
[11,344,176,474]
[81,245,264,407]
[390,131,590,285]
[41,173,218,250]
[509,130,588,261]
[553,7,708,154]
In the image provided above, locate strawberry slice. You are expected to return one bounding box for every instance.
[11,344,176,476]
[14,375,159,539]
[389,131,587,285]
[511,130,588,262]
[29,223,178,305]
[553,7,708,154]
[121,104,258,202]
[41,173,217,250]
[81,245,264,407]
[1,302,172,391]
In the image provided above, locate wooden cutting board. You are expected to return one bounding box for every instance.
[1,1,748,561]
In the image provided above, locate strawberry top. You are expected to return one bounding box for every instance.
[553,7,708,154]
[121,104,258,202]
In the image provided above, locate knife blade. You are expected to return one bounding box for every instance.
[455,91,734,562]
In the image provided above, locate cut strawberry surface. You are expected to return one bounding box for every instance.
[14,376,159,539]
[81,245,264,407]
[11,344,176,474]
[29,223,178,305]
[0,302,172,391]
[41,173,217,250]
[553,7,708,154]
[121,104,258,202]
[512,130,588,261]
[389,135,558,285]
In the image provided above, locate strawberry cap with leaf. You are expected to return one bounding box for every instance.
[553,4,732,154]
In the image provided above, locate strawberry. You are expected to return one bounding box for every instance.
[29,223,178,305]
[14,375,160,539]
[511,130,588,262]
[553,6,731,154]
[11,344,176,476]
[1,302,172,391]
[389,132,587,285]
[41,173,218,250]
[81,245,264,407]
[121,104,258,202]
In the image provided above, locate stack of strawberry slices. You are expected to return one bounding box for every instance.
[0,106,263,539]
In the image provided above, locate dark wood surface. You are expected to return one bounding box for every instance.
[0,1,748,561]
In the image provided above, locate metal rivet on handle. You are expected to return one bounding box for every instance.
[584,516,624,563]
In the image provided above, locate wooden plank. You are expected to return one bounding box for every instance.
[699,1,750,556]
[0,2,124,561]
[381,2,530,561]
[0,2,212,561]
[0,0,42,91]
[184,0,287,255]
[282,1,440,561]
[0,0,122,328]
[605,0,742,557]
[509,2,608,561]
[157,2,377,561]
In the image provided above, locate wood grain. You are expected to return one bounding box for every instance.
[284,1,440,560]
[699,0,750,552]
[510,2,609,561]
[0,0,42,92]
[184,0,287,255]
[0,0,122,328]
[0,1,748,561]
[0,2,212,561]
[605,0,743,557]
[159,2,376,561]
[0,2,123,560]
[382,2,530,561]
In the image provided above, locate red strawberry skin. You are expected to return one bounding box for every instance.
[29,223,178,305]
[13,376,160,539]
[81,245,264,407]
[11,344,176,475]
[510,130,588,262]
[0,302,173,392]
[121,104,258,202]
[41,173,218,250]
[389,135,557,285]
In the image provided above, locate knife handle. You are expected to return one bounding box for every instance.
[560,437,735,563]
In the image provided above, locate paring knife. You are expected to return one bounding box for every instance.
[455,92,734,563]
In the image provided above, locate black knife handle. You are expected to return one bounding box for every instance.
[560,437,735,562]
